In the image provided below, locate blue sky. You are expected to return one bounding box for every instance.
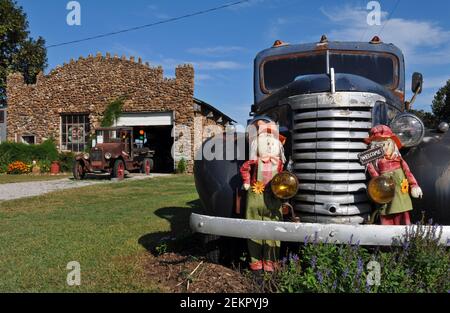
[17,0,450,125]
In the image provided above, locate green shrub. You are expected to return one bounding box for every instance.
[58,151,75,172]
[101,97,125,127]
[176,158,187,174]
[37,159,51,173]
[264,224,449,293]
[0,139,58,165]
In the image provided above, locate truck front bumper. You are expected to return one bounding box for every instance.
[190,213,450,246]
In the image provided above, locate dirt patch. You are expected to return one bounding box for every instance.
[143,252,256,293]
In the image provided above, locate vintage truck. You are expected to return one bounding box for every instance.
[73,127,154,180]
[191,36,450,260]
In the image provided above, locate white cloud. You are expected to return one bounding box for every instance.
[160,58,245,71]
[147,4,170,20]
[423,76,450,89]
[227,0,265,10]
[321,5,450,65]
[267,17,294,40]
[187,46,246,57]
[196,73,213,81]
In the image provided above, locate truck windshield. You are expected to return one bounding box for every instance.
[96,130,119,144]
[262,51,397,92]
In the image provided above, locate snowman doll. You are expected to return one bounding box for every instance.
[365,125,423,225]
[240,119,286,272]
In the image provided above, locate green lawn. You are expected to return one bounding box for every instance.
[0,174,70,184]
[0,175,200,292]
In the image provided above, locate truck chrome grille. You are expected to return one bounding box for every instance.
[283,92,386,224]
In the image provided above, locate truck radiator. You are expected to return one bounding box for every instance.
[282,92,386,224]
[90,150,103,162]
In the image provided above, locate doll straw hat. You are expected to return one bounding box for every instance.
[364,125,402,149]
[247,117,286,145]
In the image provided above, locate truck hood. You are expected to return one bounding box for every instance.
[253,73,401,114]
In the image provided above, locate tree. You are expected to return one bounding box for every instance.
[409,109,438,129]
[0,0,47,106]
[431,79,450,124]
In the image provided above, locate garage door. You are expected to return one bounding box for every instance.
[115,112,173,126]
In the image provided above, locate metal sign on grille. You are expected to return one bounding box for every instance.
[358,146,384,165]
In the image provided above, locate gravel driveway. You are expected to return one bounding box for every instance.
[0,173,170,202]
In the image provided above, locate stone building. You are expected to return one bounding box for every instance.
[6,52,235,173]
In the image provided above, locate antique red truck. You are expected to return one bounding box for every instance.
[73,127,154,180]
[191,36,450,261]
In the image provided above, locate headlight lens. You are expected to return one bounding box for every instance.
[390,113,425,147]
[83,153,90,160]
[104,152,112,160]
[271,171,299,200]
[368,176,395,204]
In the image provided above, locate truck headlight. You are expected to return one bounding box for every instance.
[271,171,299,200]
[368,176,395,204]
[83,153,90,160]
[390,113,425,147]
[104,152,112,160]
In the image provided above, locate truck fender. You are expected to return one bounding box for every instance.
[403,130,450,225]
[194,132,247,218]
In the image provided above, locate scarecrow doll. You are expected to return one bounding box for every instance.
[365,125,423,225]
[240,118,286,272]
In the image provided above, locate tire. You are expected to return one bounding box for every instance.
[202,234,244,265]
[73,160,85,180]
[112,159,125,180]
[141,158,152,175]
[203,234,222,264]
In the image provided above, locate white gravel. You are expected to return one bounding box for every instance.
[0,173,170,202]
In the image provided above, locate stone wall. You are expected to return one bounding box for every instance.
[6,52,196,171]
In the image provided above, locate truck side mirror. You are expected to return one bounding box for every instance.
[412,72,423,94]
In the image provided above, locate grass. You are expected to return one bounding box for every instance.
[0,174,200,292]
[0,174,70,184]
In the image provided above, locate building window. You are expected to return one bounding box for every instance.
[61,114,90,152]
[21,135,36,145]
[0,110,4,124]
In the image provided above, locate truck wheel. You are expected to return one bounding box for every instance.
[202,234,242,265]
[141,158,152,175]
[112,159,125,180]
[73,160,85,180]
[203,234,222,264]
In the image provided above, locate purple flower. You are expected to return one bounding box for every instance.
[291,254,300,263]
[342,268,349,279]
[348,234,354,245]
[332,280,337,291]
[310,256,317,268]
[357,257,364,275]
[304,235,309,244]
[402,240,410,252]
[313,231,318,245]
[281,257,288,265]
[316,271,323,284]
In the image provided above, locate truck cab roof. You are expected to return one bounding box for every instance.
[254,39,405,104]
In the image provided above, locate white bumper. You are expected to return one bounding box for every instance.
[190,213,450,246]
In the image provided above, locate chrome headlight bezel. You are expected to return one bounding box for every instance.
[390,113,425,148]
[104,152,112,160]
